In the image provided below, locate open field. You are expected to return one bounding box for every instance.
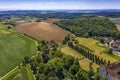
[3,65,34,80]
[76,37,118,63]
[61,46,84,59]
[0,32,36,77]
[80,58,99,72]
[14,22,70,42]
[0,23,9,29]
[61,46,99,72]
[41,18,61,23]
[116,24,120,31]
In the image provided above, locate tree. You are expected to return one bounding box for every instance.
[69,64,79,75]
[36,73,46,80]
[49,77,59,80]
[88,62,95,79]
[108,48,113,54]
[7,26,12,29]
[76,69,90,80]
[24,56,31,64]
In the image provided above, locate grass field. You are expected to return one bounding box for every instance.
[14,22,70,42]
[116,24,120,31]
[61,46,99,72]
[80,58,99,72]
[3,65,34,80]
[76,37,118,63]
[0,23,6,29]
[0,32,36,77]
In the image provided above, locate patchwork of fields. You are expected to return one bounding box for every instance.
[14,22,70,42]
[0,32,37,77]
[61,46,99,72]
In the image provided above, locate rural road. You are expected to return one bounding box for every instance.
[0,66,18,80]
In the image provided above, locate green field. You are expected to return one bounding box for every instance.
[0,23,9,30]
[76,37,118,63]
[61,46,99,72]
[0,32,37,77]
[3,65,34,80]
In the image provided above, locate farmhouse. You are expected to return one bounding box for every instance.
[107,37,114,43]
[99,61,120,80]
[112,41,120,52]
[106,37,120,52]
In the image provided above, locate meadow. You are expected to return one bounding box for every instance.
[76,37,118,63]
[0,32,36,77]
[116,24,120,31]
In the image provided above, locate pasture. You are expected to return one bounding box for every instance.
[0,32,36,77]
[116,24,120,31]
[76,37,118,63]
[14,22,70,42]
[61,46,99,72]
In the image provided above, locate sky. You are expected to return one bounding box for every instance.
[0,0,120,10]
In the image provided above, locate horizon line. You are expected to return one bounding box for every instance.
[0,9,120,11]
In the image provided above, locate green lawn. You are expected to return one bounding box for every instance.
[0,32,37,77]
[76,37,118,63]
[3,65,34,80]
[61,46,99,72]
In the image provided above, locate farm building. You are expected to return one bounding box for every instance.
[106,37,120,52]
[99,61,120,80]
[106,37,114,43]
[112,41,120,52]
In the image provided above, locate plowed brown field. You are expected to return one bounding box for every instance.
[14,22,70,42]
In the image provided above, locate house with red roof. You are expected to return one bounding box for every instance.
[99,61,120,80]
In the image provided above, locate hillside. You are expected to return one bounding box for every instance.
[14,22,70,42]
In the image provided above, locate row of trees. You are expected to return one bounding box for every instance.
[63,35,111,67]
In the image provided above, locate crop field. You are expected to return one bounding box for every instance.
[76,37,118,63]
[79,58,99,72]
[14,22,70,42]
[0,32,36,77]
[116,24,120,31]
[61,46,99,72]
[3,65,34,80]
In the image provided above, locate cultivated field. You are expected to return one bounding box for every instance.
[61,46,99,72]
[14,22,70,42]
[3,65,34,80]
[116,24,120,31]
[76,37,118,63]
[0,33,36,77]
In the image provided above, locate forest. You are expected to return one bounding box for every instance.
[55,17,120,39]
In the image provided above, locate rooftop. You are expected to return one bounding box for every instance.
[101,61,120,79]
